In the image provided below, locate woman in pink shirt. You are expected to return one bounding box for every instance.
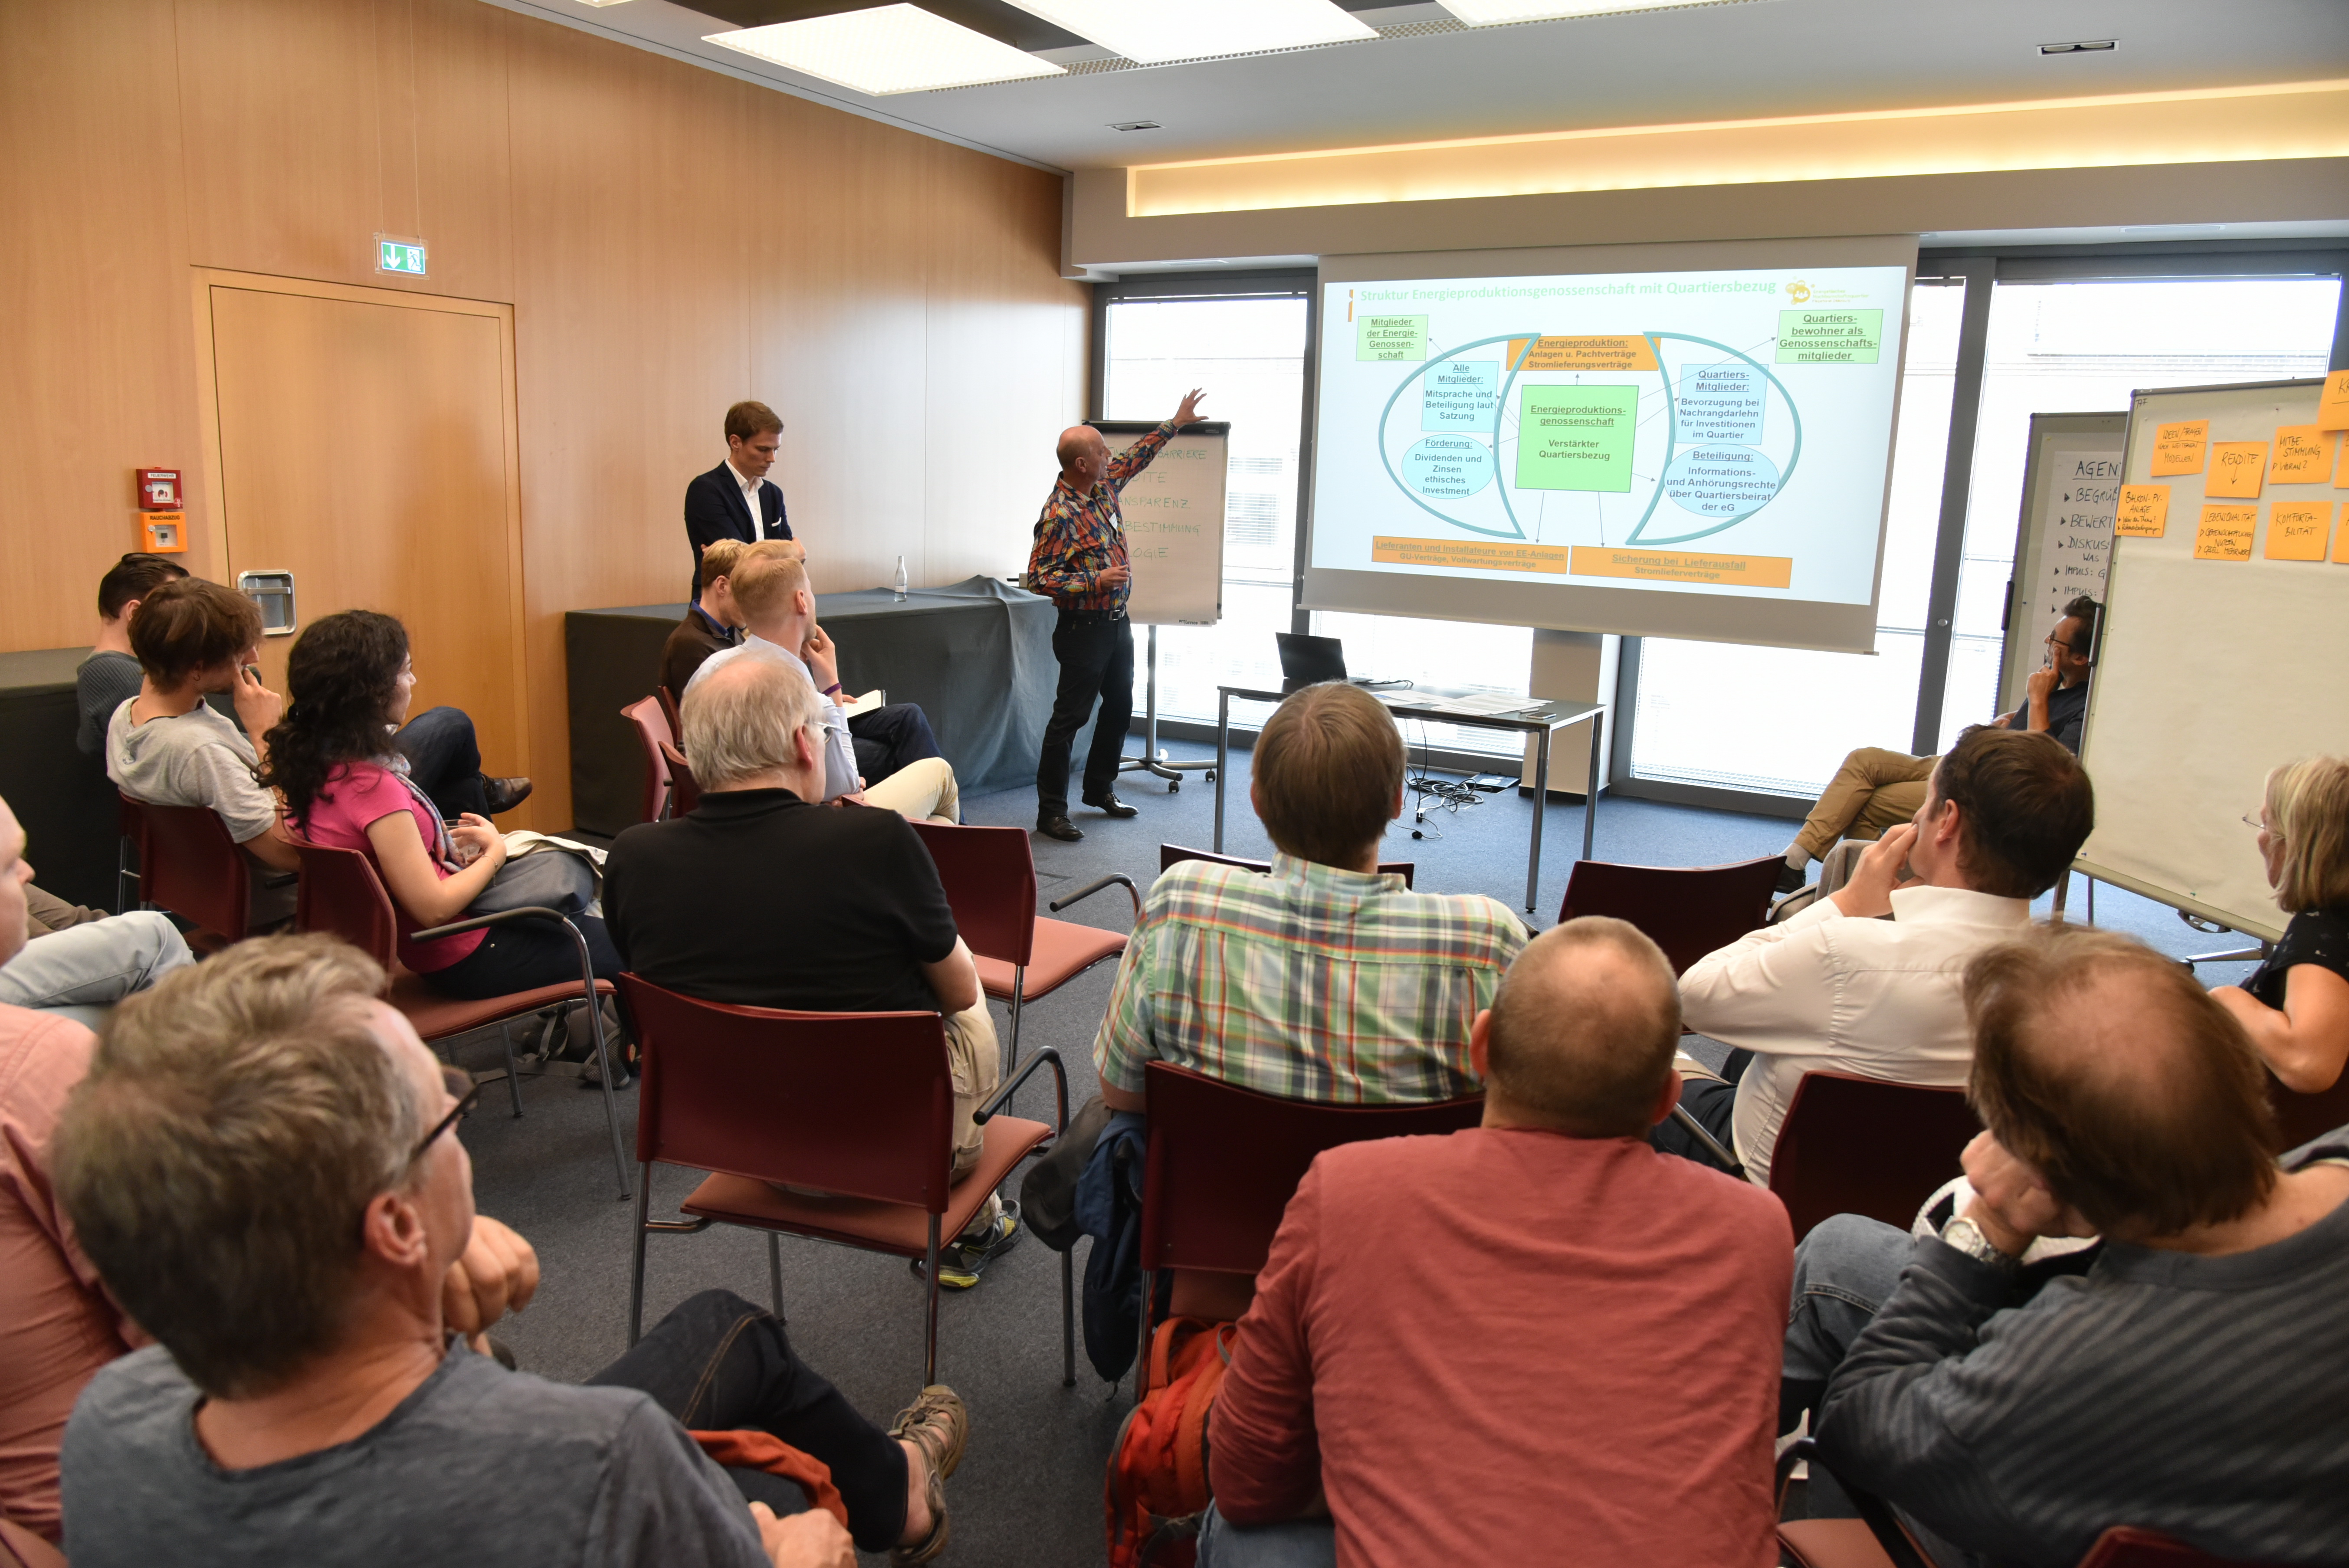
[263,611,622,1002]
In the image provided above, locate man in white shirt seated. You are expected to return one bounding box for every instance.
[1667,725,2095,1186]
[685,550,958,825]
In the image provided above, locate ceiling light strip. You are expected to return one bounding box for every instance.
[998,0,1374,66]
[705,6,1064,96]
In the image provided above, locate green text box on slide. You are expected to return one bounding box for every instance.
[1356,315,1427,361]
[1515,384,1638,492]
[1775,309,1882,364]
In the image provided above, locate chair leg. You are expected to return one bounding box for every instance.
[923,1215,942,1388]
[1061,1247,1076,1388]
[583,993,632,1201]
[498,1022,524,1119]
[1007,970,1025,1076]
[628,1165,653,1348]
[767,1232,784,1322]
[1134,1267,1155,1404]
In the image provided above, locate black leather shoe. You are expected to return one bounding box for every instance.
[1083,793,1139,819]
[1037,816,1084,842]
[482,776,534,814]
[1773,862,1808,896]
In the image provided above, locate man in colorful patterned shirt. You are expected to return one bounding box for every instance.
[1093,682,1527,1110]
[1027,387,1207,843]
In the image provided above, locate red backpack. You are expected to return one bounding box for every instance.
[1104,1316,1238,1568]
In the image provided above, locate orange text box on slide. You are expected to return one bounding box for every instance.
[1505,336,1660,372]
[1371,536,1571,573]
[1569,545,1793,588]
[2267,503,2333,561]
[2151,420,2208,476]
[2269,426,2336,485]
[2114,485,2169,537]
[2194,504,2258,561]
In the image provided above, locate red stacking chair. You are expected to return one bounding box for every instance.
[290,838,631,1197]
[2269,1070,2349,1152]
[1159,842,1416,887]
[661,741,702,816]
[620,696,674,823]
[656,685,683,742]
[910,821,1135,1071]
[129,800,256,946]
[1555,853,1785,975]
[617,972,1073,1386]
[1767,1071,1980,1244]
[115,794,144,913]
[1135,1060,1483,1380]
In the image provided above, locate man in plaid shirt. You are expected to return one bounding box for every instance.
[1027,387,1206,842]
[1094,682,1527,1109]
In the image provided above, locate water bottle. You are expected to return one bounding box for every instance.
[893,555,909,601]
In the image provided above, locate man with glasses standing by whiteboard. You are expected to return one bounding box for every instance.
[1027,387,1206,843]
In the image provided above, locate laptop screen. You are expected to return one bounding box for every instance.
[1275,633,1348,686]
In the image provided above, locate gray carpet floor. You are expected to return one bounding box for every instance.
[461,738,2259,1565]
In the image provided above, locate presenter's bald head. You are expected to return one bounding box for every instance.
[1057,425,1109,487]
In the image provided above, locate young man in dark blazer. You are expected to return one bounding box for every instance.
[684,400,794,599]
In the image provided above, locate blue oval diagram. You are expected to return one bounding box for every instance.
[1403,434,1493,499]
[1662,444,1780,518]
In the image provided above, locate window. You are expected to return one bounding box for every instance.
[1099,291,1309,723]
[1935,276,2342,748]
[1626,279,1968,797]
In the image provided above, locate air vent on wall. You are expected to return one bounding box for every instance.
[2040,39,2116,54]
[1110,119,1162,131]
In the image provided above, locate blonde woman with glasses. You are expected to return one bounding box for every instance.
[2213,757,2349,1094]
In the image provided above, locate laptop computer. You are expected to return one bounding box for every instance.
[1275,633,1411,692]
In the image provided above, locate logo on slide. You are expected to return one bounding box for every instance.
[1785,280,1812,304]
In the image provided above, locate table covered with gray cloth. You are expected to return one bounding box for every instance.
[564,576,1095,837]
[0,648,121,913]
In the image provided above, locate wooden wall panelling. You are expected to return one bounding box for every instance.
[0,0,206,652]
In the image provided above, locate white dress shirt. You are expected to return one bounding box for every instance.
[1677,884,2034,1189]
[729,459,768,535]
[683,634,857,802]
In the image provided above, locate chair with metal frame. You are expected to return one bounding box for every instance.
[115,794,144,914]
[126,799,258,946]
[620,696,674,823]
[1766,1070,1979,1244]
[1158,843,1416,887]
[1135,1060,1484,1386]
[616,972,1073,1387]
[289,837,632,1197]
[910,821,1136,1073]
[1555,853,1786,976]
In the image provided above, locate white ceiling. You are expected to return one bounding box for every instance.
[487,0,2349,174]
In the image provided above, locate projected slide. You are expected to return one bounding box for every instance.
[1312,264,1908,605]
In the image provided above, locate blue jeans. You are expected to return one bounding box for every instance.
[1784,1213,1915,1387]
[392,705,493,818]
[0,911,193,1028]
[1196,1504,1336,1568]
[848,703,941,786]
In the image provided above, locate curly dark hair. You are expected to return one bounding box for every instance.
[260,611,410,823]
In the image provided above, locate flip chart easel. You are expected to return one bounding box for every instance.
[1092,419,1229,789]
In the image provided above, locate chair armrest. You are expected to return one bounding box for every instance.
[1049,873,1140,922]
[1777,1439,1941,1568]
[1669,1100,1744,1178]
[972,1045,1068,1135]
[410,907,603,1004]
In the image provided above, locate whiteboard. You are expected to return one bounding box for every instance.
[1096,420,1227,626]
[1998,413,2125,712]
[2075,378,2349,941]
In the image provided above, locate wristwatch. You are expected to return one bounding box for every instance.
[1939,1214,2021,1274]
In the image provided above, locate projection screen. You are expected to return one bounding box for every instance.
[1305,236,1919,653]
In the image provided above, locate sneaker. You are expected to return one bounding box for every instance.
[912,1200,1022,1290]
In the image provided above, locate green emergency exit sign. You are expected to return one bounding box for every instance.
[375,236,428,276]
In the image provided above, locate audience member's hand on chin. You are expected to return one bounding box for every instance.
[443,1216,541,1354]
[750,1502,854,1568]
[800,624,840,691]
[1959,1130,2093,1258]
[1830,822,1919,919]
[230,657,284,736]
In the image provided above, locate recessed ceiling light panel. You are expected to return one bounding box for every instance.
[705,6,1065,95]
[1438,0,1749,23]
[1002,0,1375,64]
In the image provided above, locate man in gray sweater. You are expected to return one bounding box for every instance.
[1786,923,2349,1566]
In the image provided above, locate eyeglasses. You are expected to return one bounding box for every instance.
[409,1062,482,1166]
[2242,810,2269,831]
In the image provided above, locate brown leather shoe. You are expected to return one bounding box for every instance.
[482,776,534,814]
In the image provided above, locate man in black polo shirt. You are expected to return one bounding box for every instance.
[603,653,1018,1289]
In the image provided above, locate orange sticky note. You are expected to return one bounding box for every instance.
[2194,504,2257,561]
[2114,484,2169,537]
[2336,505,2349,563]
[2319,369,2349,433]
[2336,433,2349,488]
[2267,503,2332,561]
[2269,426,2336,484]
[2151,420,2208,476]
[2206,442,2268,499]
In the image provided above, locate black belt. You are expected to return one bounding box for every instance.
[1056,607,1128,625]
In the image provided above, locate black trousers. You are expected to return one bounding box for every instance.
[1036,610,1133,820]
[589,1288,909,1552]
[848,702,941,786]
[1648,1048,1753,1173]
[419,910,624,1001]
[391,706,494,819]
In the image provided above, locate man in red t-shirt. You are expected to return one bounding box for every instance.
[1204,917,1793,1568]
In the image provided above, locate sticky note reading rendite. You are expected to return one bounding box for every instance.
[2269,426,2336,485]
[2114,485,2170,538]
[2267,503,2332,561]
[2205,442,2268,500]
[2151,420,2208,476]
[2194,504,2257,561]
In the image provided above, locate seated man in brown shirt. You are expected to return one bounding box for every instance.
[660,538,795,702]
